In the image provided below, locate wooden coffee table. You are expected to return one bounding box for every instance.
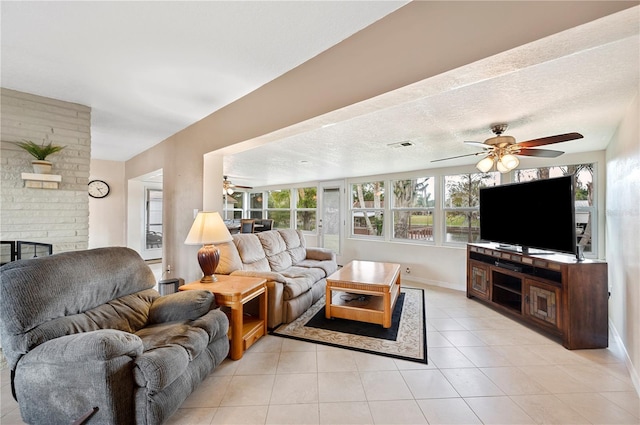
[325,260,401,328]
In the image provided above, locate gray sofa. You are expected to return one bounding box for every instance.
[0,247,229,425]
[216,229,337,328]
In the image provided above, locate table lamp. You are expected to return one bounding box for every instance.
[184,211,233,283]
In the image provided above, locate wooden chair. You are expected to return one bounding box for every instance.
[260,219,274,232]
[240,219,255,233]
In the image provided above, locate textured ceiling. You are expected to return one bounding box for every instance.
[2,2,638,188]
[222,5,639,187]
[1,1,407,160]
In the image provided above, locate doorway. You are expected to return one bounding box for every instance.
[127,169,163,262]
[319,182,343,254]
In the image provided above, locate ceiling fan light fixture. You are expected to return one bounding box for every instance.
[496,159,510,173]
[500,154,520,170]
[476,156,495,173]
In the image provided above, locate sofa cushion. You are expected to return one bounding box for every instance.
[215,240,244,274]
[233,233,271,271]
[280,266,325,300]
[149,290,214,324]
[135,322,210,361]
[278,229,307,265]
[296,259,338,277]
[257,231,292,272]
[133,345,190,391]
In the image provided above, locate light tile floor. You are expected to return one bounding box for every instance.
[1,285,638,424]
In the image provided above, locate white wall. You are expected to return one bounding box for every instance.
[605,93,640,393]
[88,159,126,248]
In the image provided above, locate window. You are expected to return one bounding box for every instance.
[295,186,317,232]
[444,172,500,244]
[223,192,244,220]
[514,163,596,254]
[267,190,291,229]
[249,192,264,219]
[391,177,435,242]
[351,181,385,237]
[145,189,163,249]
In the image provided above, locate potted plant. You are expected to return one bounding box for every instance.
[13,140,66,174]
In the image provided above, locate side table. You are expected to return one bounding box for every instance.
[179,275,267,360]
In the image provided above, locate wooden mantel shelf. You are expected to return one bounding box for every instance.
[21,173,62,189]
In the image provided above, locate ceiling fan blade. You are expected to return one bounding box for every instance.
[517,132,583,148]
[517,148,564,158]
[431,151,486,162]
[464,140,487,148]
[232,184,253,189]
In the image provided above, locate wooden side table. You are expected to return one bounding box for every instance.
[179,275,267,360]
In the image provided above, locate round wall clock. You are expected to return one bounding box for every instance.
[88,180,110,198]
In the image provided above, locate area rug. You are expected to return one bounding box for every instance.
[272,287,427,363]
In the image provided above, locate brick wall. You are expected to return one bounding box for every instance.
[0,88,91,255]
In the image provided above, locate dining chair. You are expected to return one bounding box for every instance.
[240,219,255,233]
[261,219,274,231]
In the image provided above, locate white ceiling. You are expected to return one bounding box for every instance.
[2,2,638,188]
[1,0,407,160]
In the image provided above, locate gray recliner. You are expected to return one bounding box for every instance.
[0,247,230,425]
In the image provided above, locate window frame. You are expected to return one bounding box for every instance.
[442,172,501,246]
[350,180,385,239]
[390,176,435,243]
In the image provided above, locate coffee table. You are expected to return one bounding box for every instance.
[325,260,401,328]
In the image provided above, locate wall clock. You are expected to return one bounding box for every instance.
[88,180,110,198]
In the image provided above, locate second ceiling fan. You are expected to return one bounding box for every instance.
[223,176,253,195]
[432,124,583,173]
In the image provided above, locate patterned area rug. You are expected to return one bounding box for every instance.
[272,287,427,363]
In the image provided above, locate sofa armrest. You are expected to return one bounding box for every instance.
[14,330,142,424]
[20,329,143,363]
[148,290,214,324]
[306,247,336,262]
[230,270,288,284]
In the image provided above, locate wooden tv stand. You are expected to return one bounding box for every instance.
[466,243,608,349]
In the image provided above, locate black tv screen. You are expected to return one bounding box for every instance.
[479,175,577,255]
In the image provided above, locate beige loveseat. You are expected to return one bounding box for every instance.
[216,229,337,328]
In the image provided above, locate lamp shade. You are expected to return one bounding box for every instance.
[185,211,232,245]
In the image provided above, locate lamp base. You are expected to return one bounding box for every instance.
[200,274,218,283]
[197,244,220,284]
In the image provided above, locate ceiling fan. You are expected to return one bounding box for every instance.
[222,176,253,195]
[432,124,583,173]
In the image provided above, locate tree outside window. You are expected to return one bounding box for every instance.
[296,187,317,232]
[392,177,434,241]
[267,190,290,228]
[444,172,500,243]
[351,182,384,237]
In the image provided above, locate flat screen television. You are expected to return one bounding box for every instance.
[479,175,577,257]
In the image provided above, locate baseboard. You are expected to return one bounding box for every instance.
[609,319,640,397]
[402,276,465,292]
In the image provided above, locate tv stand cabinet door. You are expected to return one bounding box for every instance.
[467,261,490,300]
[523,278,562,334]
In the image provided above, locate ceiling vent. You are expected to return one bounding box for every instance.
[387,141,414,148]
